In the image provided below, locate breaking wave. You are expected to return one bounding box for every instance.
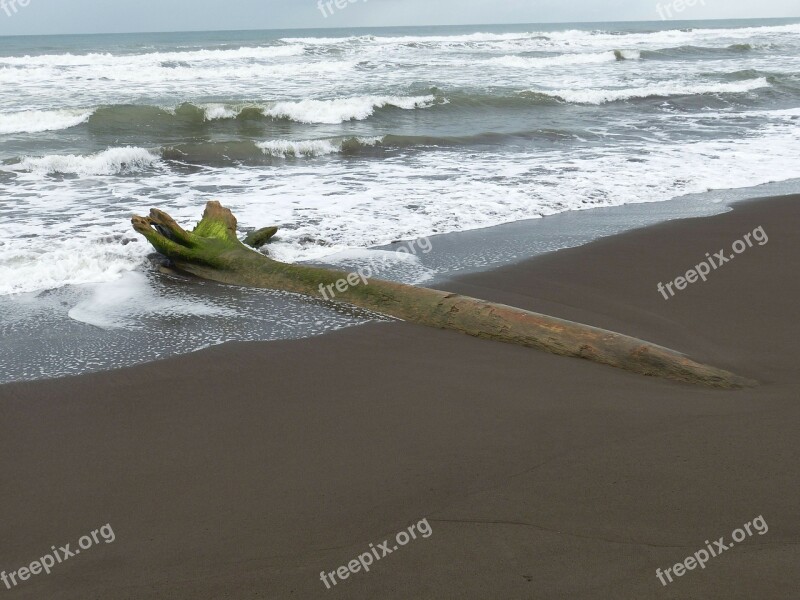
[0,109,93,134]
[539,77,771,105]
[262,95,439,124]
[13,147,160,176]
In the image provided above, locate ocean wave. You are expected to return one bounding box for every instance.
[257,137,384,157]
[36,96,441,135]
[0,44,305,67]
[0,108,92,134]
[263,95,439,124]
[161,130,583,165]
[0,59,353,89]
[282,32,535,46]
[488,50,640,68]
[2,114,799,296]
[6,128,581,173]
[160,139,347,164]
[160,136,387,165]
[202,104,240,120]
[15,147,160,176]
[0,237,145,296]
[257,139,341,157]
[539,78,771,105]
[640,43,756,59]
[279,22,800,51]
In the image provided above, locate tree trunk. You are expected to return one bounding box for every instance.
[132,201,756,389]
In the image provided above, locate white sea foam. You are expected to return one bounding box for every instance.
[15,147,160,176]
[257,139,340,157]
[195,95,438,124]
[488,50,640,69]
[540,78,770,104]
[283,32,534,46]
[1,20,795,115]
[1,115,799,296]
[322,249,436,285]
[281,23,800,49]
[0,21,798,299]
[0,44,305,67]
[263,95,438,124]
[0,236,146,296]
[257,137,383,157]
[0,109,92,134]
[201,104,239,120]
[68,271,234,329]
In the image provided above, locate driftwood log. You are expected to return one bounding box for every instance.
[132,201,755,388]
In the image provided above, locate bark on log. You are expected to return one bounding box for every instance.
[132,201,756,389]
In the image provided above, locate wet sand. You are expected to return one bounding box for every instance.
[1,195,798,599]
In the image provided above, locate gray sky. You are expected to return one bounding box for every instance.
[1,0,798,37]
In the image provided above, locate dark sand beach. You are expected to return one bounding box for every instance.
[1,195,798,599]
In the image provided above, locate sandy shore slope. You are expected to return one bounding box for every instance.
[1,195,798,599]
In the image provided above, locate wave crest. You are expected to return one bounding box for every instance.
[263,95,438,124]
[257,137,383,157]
[15,147,160,176]
[488,50,639,68]
[538,78,771,105]
[0,109,92,134]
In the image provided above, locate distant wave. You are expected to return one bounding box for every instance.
[488,50,640,68]
[14,147,160,176]
[0,44,305,67]
[640,43,755,59]
[0,108,92,134]
[538,78,771,105]
[280,22,800,47]
[486,44,763,68]
[281,32,537,46]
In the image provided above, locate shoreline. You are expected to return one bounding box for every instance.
[3,180,800,385]
[1,194,799,598]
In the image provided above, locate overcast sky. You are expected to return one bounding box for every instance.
[1,0,798,37]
